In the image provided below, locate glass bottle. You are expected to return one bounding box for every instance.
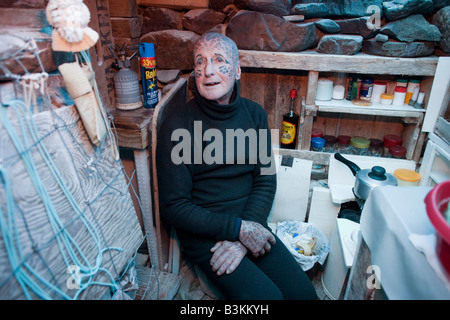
[280,89,300,149]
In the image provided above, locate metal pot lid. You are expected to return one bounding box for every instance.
[357,166,398,187]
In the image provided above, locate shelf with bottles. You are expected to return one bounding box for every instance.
[314,98,425,118]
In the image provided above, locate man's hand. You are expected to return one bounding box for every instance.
[239,220,276,258]
[210,241,247,276]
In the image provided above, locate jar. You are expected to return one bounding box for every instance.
[383,134,403,156]
[345,137,370,155]
[335,135,351,153]
[323,135,337,152]
[311,137,326,152]
[394,169,421,186]
[405,79,421,104]
[380,94,394,105]
[369,138,383,157]
[360,77,374,101]
[371,81,387,103]
[396,78,408,87]
[311,128,323,138]
[332,85,345,100]
[388,145,407,159]
[393,86,407,106]
[316,79,333,101]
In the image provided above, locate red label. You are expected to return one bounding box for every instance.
[141,57,156,68]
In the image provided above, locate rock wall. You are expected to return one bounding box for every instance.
[136,0,450,72]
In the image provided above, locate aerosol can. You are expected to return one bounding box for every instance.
[139,42,158,108]
[109,44,142,110]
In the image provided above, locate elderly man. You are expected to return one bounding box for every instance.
[156,32,317,300]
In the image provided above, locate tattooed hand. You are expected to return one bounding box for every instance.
[210,241,247,276]
[239,220,276,258]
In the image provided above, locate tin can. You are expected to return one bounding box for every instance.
[360,78,374,101]
[139,42,159,108]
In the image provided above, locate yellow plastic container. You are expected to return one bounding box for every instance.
[394,169,421,186]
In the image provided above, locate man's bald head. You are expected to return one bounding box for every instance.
[194,32,239,67]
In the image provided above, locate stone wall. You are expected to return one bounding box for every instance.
[134,0,450,74]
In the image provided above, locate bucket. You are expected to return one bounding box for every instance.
[424,181,450,277]
[321,223,348,300]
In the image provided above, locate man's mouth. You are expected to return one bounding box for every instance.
[205,82,220,87]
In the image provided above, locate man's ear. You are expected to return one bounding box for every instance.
[235,62,241,80]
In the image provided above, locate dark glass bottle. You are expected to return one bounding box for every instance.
[281,89,300,149]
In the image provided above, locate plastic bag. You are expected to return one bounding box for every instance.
[276,221,330,271]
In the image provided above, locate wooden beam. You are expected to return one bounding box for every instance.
[239,50,438,76]
[137,0,209,9]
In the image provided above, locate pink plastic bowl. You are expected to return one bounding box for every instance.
[425,180,450,277]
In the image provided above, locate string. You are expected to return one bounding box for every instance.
[0,36,149,300]
[0,99,124,299]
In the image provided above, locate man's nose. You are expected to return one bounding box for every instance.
[205,59,216,76]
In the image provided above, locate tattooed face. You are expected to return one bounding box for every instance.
[193,32,241,105]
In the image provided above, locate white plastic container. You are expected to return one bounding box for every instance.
[371,81,387,103]
[394,168,421,186]
[316,79,333,101]
[380,94,393,105]
[392,86,407,106]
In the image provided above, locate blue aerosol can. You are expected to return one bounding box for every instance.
[139,42,158,108]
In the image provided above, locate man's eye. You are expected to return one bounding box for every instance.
[214,57,225,64]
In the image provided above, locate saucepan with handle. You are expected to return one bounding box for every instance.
[334,153,398,202]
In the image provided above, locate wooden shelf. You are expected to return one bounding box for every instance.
[315,99,425,118]
[239,50,439,76]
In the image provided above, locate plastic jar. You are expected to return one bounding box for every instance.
[316,79,334,101]
[405,79,421,104]
[388,145,407,159]
[380,94,394,105]
[311,137,326,152]
[393,86,407,106]
[369,138,384,157]
[371,81,387,103]
[383,134,403,156]
[345,137,370,155]
[311,128,323,138]
[396,78,408,87]
[323,135,337,152]
[335,135,351,153]
[360,77,374,101]
[394,169,421,186]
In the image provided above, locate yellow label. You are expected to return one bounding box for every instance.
[145,69,156,80]
[141,57,156,68]
[281,121,296,144]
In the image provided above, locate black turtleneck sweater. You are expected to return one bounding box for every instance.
[156,82,276,263]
